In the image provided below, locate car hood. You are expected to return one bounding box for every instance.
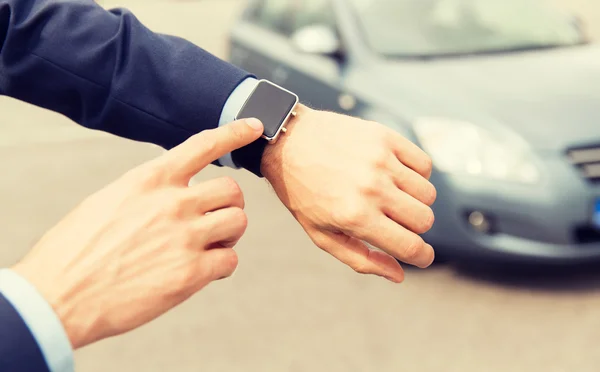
[365,44,600,152]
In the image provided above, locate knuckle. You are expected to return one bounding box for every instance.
[229,122,246,141]
[182,224,202,247]
[369,147,389,169]
[194,133,217,154]
[372,153,388,170]
[220,176,238,189]
[403,237,425,262]
[146,169,168,187]
[229,207,248,230]
[212,252,239,281]
[333,203,368,230]
[168,195,187,217]
[423,183,437,206]
[415,207,435,234]
[183,266,198,284]
[358,177,381,198]
[350,262,372,275]
[125,162,165,188]
[222,251,239,273]
[421,155,433,175]
[394,167,409,186]
[384,130,405,147]
[311,234,329,251]
[220,176,243,202]
[173,267,197,292]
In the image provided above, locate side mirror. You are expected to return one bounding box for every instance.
[291,24,342,56]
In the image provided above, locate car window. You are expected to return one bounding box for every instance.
[348,0,584,57]
[291,0,337,33]
[253,0,337,36]
[253,0,295,35]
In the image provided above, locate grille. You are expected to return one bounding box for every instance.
[567,145,600,183]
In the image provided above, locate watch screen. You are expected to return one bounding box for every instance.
[237,81,297,139]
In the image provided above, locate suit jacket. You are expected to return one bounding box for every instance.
[0,294,50,372]
[0,0,254,370]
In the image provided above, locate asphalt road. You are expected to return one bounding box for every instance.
[2,1,600,371]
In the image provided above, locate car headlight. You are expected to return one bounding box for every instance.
[413,117,541,184]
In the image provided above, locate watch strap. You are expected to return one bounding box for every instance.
[231,137,268,177]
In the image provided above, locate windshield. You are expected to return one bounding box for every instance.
[349,0,586,58]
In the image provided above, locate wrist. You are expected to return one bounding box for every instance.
[12,261,94,350]
[261,103,311,181]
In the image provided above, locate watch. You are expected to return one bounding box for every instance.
[231,79,299,177]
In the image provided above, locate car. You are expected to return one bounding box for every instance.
[227,0,600,265]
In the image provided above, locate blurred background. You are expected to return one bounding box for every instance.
[2,0,600,371]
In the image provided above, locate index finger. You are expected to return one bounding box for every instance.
[163,118,263,182]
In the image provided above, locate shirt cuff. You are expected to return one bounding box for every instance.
[217,77,259,168]
[0,269,74,372]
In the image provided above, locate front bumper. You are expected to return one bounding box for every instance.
[425,154,600,264]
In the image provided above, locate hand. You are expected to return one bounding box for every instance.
[12,118,264,349]
[262,105,436,283]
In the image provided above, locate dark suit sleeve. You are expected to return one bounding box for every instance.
[0,294,50,372]
[0,0,252,151]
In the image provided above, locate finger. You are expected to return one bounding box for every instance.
[358,218,435,268]
[310,229,405,283]
[388,132,433,179]
[162,118,264,183]
[388,158,437,206]
[380,180,435,235]
[199,248,239,282]
[182,177,245,214]
[196,207,248,248]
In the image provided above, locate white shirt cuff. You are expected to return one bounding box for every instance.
[217,77,259,168]
[0,269,74,372]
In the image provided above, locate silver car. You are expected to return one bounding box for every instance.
[228,0,600,264]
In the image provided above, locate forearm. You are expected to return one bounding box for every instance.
[0,0,251,149]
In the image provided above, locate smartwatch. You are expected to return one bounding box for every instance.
[231,79,299,177]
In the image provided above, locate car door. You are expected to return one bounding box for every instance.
[230,0,361,115]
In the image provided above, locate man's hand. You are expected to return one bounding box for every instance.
[262,105,436,283]
[12,118,264,349]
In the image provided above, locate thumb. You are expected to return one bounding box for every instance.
[310,229,405,283]
[163,118,263,182]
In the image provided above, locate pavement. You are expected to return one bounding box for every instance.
[2,1,600,371]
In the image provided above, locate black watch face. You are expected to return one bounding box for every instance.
[237,81,298,139]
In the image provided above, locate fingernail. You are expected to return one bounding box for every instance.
[246,118,263,131]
